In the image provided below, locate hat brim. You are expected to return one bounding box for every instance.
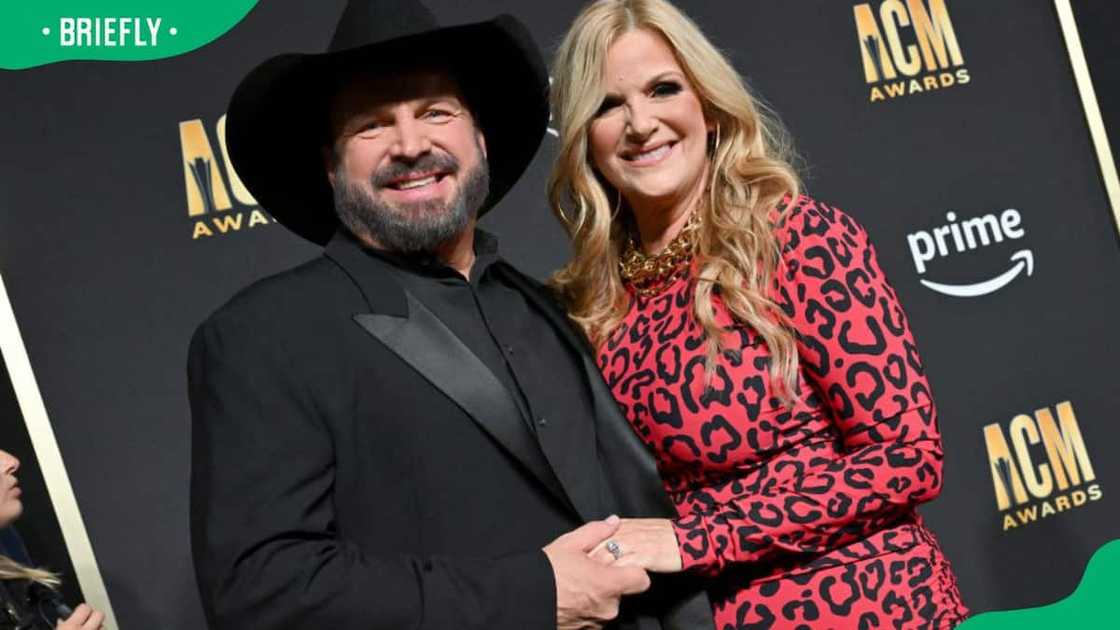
[225,15,549,245]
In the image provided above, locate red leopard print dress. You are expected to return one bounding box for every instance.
[598,197,969,629]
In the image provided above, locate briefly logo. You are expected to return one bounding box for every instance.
[906,208,1032,297]
[853,0,971,103]
[984,401,1103,532]
[178,114,276,240]
[51,17,176,48]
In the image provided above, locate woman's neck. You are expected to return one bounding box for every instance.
[629,170,707,254]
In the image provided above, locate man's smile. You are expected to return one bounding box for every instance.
[380,170,454,202]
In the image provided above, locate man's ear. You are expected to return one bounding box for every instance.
[476,129,487,159]
[322,145,337,187]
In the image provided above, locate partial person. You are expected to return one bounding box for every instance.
[188,1,713,629]
[0,449,104,630]
[548,0,970,627]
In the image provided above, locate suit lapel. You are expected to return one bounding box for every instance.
[494,264,676,517]
[497,265,715,630]
[353,297,571,509]
[326,232,572,512]
[583,352,677,516]
[505,269,676,513]
[492,262,594,355]
[490,264,613,520]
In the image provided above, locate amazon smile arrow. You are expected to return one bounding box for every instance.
[920,250,1034,297]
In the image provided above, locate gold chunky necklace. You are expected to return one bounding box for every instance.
[619,212,699,298]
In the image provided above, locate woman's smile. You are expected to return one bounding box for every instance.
[620,141,676,166]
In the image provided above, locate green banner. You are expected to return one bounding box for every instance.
[0,1,258,69]
[960,538,1119,628]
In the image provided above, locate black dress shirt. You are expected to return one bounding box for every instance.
[366,230,596,484]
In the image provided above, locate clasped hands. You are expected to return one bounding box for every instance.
[584,515,682,573]
[543,515,682,630]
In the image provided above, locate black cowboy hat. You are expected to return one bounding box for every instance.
[225,0,549,245]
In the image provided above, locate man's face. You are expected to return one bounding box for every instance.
[326,68,490,253]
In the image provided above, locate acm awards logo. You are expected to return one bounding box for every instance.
[984,401,1103,532]
[853,0,971,103]
[178,114,277,239]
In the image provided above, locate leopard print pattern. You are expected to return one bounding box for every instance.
[599,197,968,629]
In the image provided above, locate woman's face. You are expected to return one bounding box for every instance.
[0,450,21,528]
[588,28,711,217]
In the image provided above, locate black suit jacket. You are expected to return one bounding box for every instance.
[188,231,712,630]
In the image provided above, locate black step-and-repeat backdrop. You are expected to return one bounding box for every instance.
[1,1,1117,628]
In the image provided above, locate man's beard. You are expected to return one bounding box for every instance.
[332,149,490,254]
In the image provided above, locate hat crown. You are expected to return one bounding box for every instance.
[329,0,440,52]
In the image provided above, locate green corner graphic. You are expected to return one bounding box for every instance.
[960,539,1120,628]
[0,1,258,70]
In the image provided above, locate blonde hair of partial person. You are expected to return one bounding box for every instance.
[549,0,803,400]
[0,554,60,587]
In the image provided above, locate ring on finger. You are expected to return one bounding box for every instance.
[605,539,622,560]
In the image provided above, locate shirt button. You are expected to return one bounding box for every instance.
[505,345,515,355]
[537,417,548,427]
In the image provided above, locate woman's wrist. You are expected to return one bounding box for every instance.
[673,513,721,576]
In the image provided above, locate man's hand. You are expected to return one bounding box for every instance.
[544,516,652,630]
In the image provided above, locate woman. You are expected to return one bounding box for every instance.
[1,449,104,630]
[548,0,969,627]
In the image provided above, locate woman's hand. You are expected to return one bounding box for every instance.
[587,518,683,573]
[56,603,104,630]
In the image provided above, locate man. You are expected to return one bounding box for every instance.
[188,1,712,628]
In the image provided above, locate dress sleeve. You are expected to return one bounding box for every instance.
[672,198,944,575]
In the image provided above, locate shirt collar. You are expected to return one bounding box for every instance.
[351,228,502,282]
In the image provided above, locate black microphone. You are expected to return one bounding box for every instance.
[27,581,73,624]
[53,600,74,620]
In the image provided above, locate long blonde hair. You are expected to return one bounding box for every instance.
[549,0,803,399]
[0,554,59,587]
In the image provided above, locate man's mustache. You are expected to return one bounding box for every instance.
[371,152,459,188]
